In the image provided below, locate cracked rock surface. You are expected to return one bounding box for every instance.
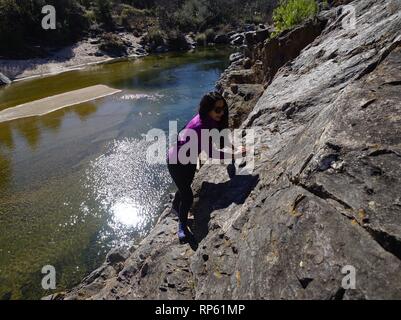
[55,0,401,300]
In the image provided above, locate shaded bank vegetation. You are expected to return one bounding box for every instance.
[0,0,333,58]
[0,0,278,58]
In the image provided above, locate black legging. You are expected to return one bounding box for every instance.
[167,162,197,226]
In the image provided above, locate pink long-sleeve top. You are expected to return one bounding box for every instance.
[167,113,230,165]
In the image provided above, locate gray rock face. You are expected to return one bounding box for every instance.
[0,72,11,85]
[185,34,196,49]
[106,247,130,265]
[230,33,245,46]
[226,84,265,128]
[60,0,401,300]
[245,29,270,46]
[229,52,244,63]
[248,18,327,85]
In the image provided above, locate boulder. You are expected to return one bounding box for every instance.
[235,83,264,101]
[245,28,270,46]
[106,247,130,265]
[229,52,244,63]
[243,24,256,32]
[227,69,257,84]
[214,34,230,44]
[230,34,245,46]
[41,292,66,300]
[155,45,168,53]
[256,18,327,85]
[185,34,196,49]
[167,32,192,51]
[230,33,242,40]
[99,33,128,57]
[0,72,11,85]
[89,38,100,45]
[243,57,252,69]
[227,83,265,127]
[135,47,147,55]
[329,0,354,5]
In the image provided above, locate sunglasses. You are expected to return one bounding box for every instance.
[213,107,225,114]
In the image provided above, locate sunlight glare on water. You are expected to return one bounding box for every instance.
[0,46,232,299]
[84,137,171,243]
[112,197,142,226]
[120,93,165,101]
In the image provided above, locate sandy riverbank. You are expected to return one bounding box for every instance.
[0,85,122,123]
[0,33,145,82]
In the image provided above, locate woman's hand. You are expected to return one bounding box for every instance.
[232,146,247,160]
[236,146,246,153]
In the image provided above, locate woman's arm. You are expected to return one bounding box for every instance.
[209,139,246,161]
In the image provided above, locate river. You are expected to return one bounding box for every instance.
[0,47,232,299]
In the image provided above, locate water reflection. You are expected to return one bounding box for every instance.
[39,108,67,132]
[0,153,11,190]
[0,47,231,111]
[0,122,13,148]
[195,60,228,72]
[85,138,171,244]
[14,118,41,150]
[0,101,100,152]
[111,197,144,226]
[0,46,232,299]
[72,102,98,121]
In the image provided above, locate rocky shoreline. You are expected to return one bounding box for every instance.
[0,23,268,84]
[45,0,401,300]
[0,32,145,82]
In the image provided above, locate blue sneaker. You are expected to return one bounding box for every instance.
[178,223,187,242]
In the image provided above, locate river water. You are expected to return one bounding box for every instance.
[0,47,231,299]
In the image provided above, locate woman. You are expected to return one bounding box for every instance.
[167,91,242,243]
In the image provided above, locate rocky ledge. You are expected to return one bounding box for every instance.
[0,72,11,85]
[50,0,401,300]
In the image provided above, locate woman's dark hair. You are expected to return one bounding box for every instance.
[198,91,229,130]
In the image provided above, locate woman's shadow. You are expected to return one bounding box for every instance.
[186,163,259,250]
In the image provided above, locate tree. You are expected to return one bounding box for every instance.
[0,0,24,54]
[94,0,114,30]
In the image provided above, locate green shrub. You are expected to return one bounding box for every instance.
[272,0,319,36]
[84,9,96,25]
[94,0,114,30]
[119,4,150,28]
[144,27,166,47]
[0,0,24,53]
[166,29,189,50]
[195,33,207,46]
[0,0,90,57]
[172,0,204,32]
[99,32,127,56]
[215,23,232,34]
[244,14,265,25]
[204,28,216,43]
